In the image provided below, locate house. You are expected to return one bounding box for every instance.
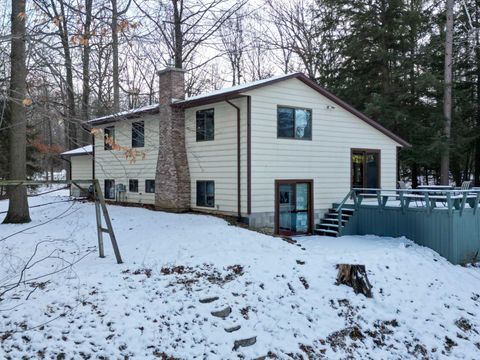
[88,68,409,235]
[60,145,93,197]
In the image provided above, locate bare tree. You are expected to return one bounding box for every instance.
[80,0,93,144]
[441,0,454,185]
[219,13,245,85]
[265,0,338,81]
[111,0,132,112]
[4,0,31,223]
[135,0,247,70]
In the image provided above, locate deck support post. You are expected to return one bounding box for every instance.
[376,190,383,209]
[352,191,359,210]
[474,193,480,214]
[446,192,453,217]
[460,192,468,216]
[424,193,431,213]
[399,192,406,213]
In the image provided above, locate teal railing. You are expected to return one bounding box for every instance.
[335,188,480,232]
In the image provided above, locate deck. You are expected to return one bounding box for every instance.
[317,188,480,265]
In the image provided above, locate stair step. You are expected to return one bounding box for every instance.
[325,211,353,217]
[314,228,338,236]
[320,223,339,228]
[322,218,347,224]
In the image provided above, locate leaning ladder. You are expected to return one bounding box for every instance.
[92,179,123,264]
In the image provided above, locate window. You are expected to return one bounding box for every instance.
[196,181,215,207]
[277,107,312,139]
[145,180,155,193]
[132,121,145,148]
[129,179,138,192]
[196,109,214,141]
[104,179,115,199]
[104,126,115,150]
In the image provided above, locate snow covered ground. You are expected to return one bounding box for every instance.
[1,189,480,359]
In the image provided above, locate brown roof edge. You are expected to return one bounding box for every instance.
[295,74,411,148]
[174,72,411,148]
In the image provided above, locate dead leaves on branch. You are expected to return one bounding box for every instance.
[17,12,27,21]
[22,98,32,107]
[91,127,146,164]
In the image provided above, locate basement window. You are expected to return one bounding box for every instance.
[104,126,115,150]
[196,109,214,141]
[129,179,139,192]
[132,121,145,148]
[145,180,155,193]
[277,106,312,139]
[196,181,215,207]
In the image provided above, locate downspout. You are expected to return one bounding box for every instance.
[225,99,241,220]
[92,134,95,181]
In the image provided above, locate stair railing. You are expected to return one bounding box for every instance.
[335,189,354,231]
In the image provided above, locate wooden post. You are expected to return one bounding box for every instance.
[94,180,123,264]
[0,179,122,263]
[93,183,105,258]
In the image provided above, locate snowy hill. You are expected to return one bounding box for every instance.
[0,189,479,359]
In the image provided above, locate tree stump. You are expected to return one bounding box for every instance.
[335,264,373,298]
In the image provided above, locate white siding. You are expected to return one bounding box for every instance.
[185,98,248,215]
[71,155,92,180]
[244,78,400,214]
[93,114,159,204]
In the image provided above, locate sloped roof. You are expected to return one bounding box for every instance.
[175,72,410,147]
[176,73,295,104]
[88,104,159,126]
[61,145,93,156]
[84,73,410,147]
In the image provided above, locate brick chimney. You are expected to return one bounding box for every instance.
[155,67,191,212]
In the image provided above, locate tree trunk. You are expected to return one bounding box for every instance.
[3,0,31,223]
[111,0,120,112]
[173,0,184,68]
[335,264,373,298]
[53,0,77,151]
[411,162,419,188]
[440,0,454,185]
[80,0,93,144]
[475,4,480,186]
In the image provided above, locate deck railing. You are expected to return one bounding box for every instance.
[335,187,480,232]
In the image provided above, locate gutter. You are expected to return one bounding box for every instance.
[225,99,242,220]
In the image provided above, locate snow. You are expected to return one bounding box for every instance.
[88,104,159,124]
[1,190,480,359]
[176,73,299,103]
[60,145,93,156]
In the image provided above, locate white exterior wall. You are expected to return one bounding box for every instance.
[185,98,248,215]
[93,114,159,204]
[245,78,400,220]
[70,155,93,196]
[71,155,92,180]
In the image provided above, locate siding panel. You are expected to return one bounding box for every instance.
[185,98,248,215]
[93,114,159,204]
[245,78,400,214]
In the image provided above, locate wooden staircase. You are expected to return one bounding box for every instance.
[314,207,355,237]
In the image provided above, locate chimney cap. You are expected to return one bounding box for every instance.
[158,67,187,75]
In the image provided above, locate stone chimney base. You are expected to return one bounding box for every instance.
[154,67,191,212]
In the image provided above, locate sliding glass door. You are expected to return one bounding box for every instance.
[351,149,380,189]
[276,180,313,235]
